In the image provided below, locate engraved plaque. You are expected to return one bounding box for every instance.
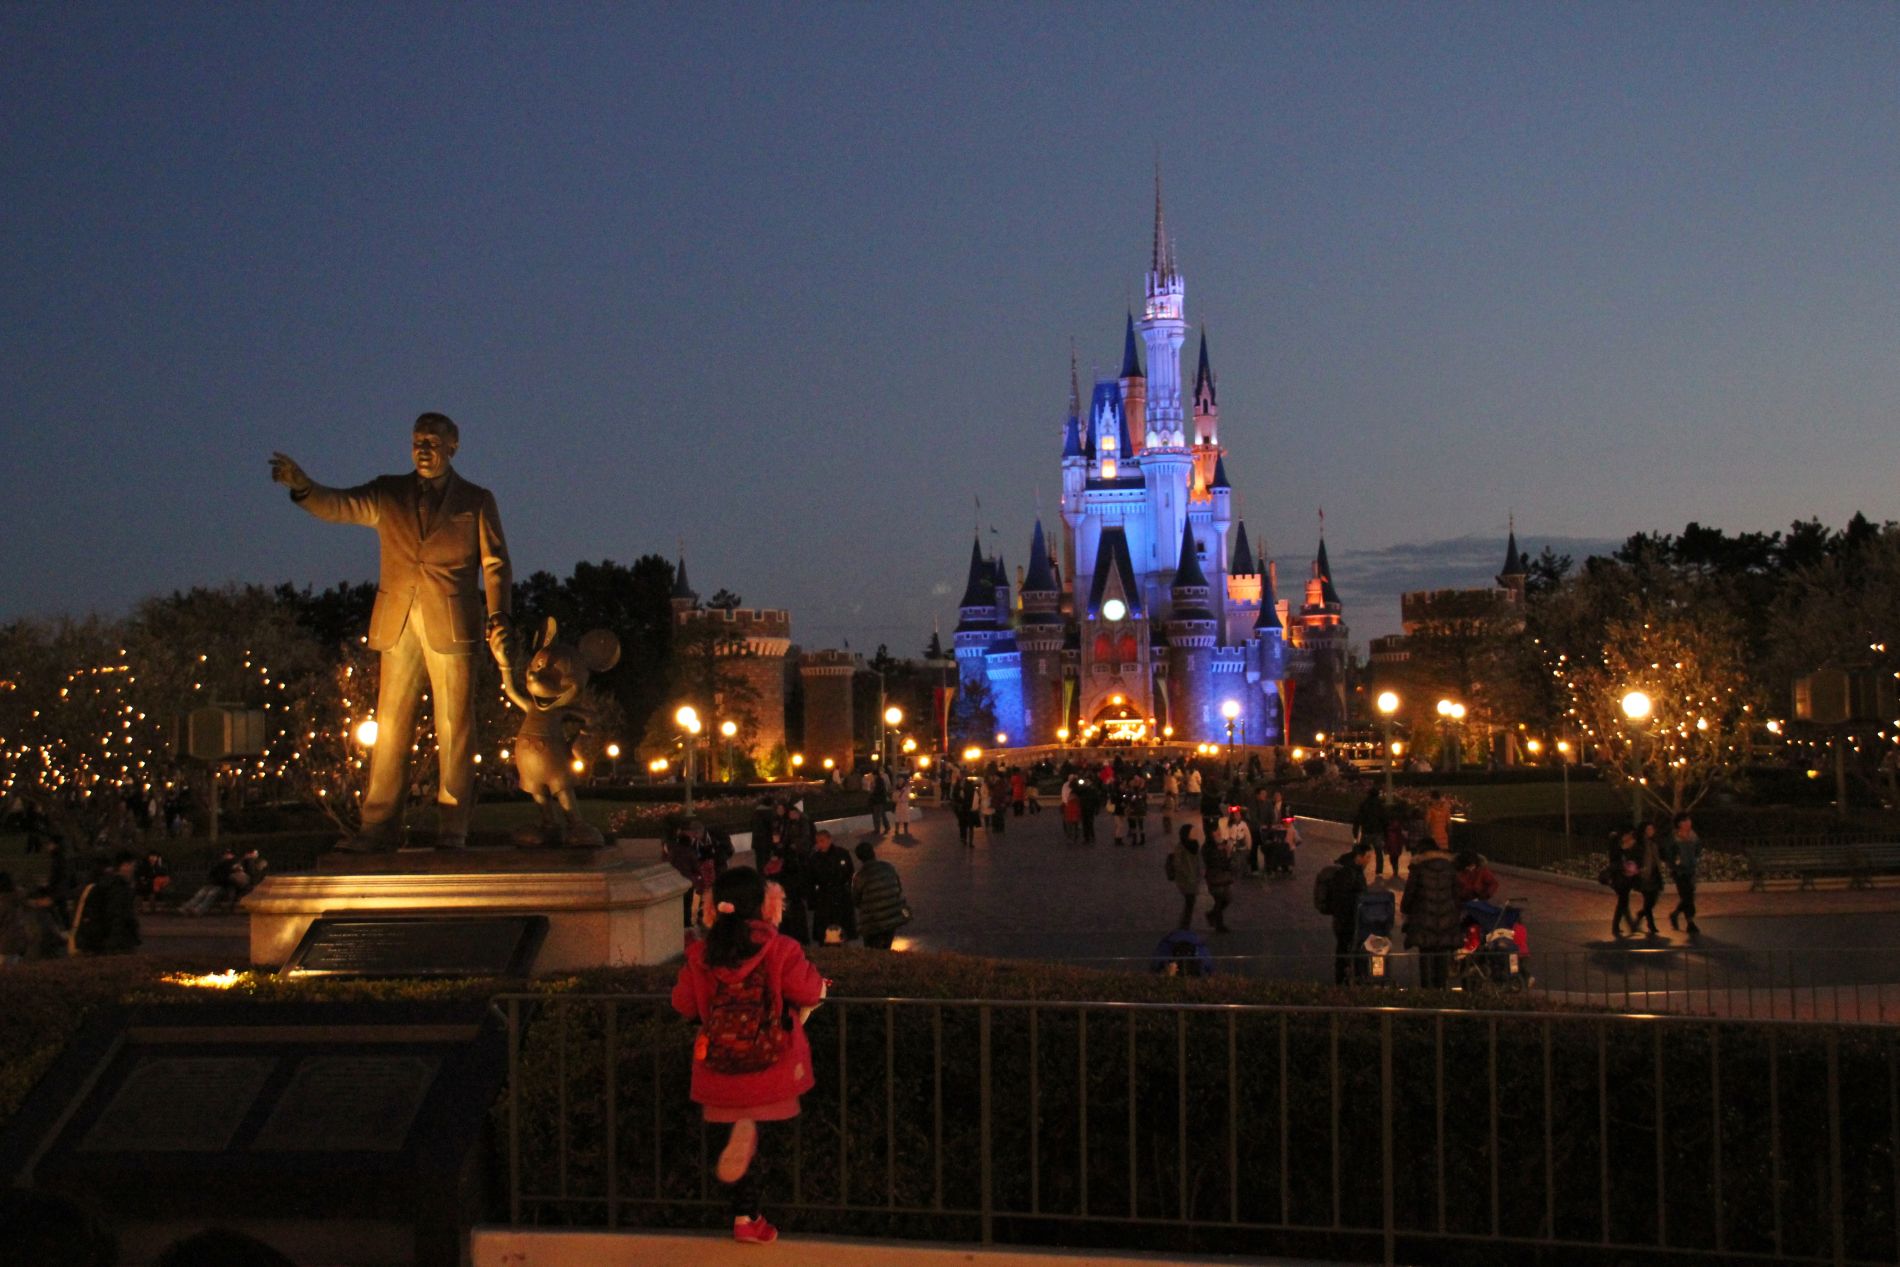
[252,1055,439,1152]
[284,914,546,978]
[79,1056,274,1152]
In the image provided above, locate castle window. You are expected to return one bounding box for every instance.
[1092,633,1112,661]
[1117,633,1138,663]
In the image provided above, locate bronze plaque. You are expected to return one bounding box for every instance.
[252,1055,439,1152]
[79,1056,274,1153]
[284,914,546,977]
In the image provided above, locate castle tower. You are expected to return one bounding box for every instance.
[1165,519,1218,741]
[1016,520,1067,745]
[1190,328,1224,498]
[1224,519,1262,644]
[952,537,1001,691]
[1253,555,1288,744]
[1140,170,1188,449]
[1078,526,1151,735]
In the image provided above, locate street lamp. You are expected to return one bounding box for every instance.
[719,720,738,783]
[1436,699,1465,773]
[790,753,805,777]
[962,745,983,767]
[1376,690,1401,798]
[1620,689,1652,827]
[1221,699,1241,753]
[675,705,702,813]
[995,731,1008,747]
[1555,739,1573,840]
[605,741,621,782]
[353,718,379,749]
[1056,727,1070,745]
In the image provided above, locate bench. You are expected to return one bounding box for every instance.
[1745,843,1900,890]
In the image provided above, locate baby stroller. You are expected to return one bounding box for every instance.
[1152,928,1216,978]
[1260,817,1297,878]
[1451,898,1530,993]
[1354,887,1397,985]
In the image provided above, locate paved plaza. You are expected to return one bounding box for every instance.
[864,802,1900,1000]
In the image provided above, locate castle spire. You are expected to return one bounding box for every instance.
[670,553,697,604]
[957,537,992,609]
[1171,519,1208,589]
[1120,311,1143,379]
[1069,337,1081,418]
[1499,513,1527,578]
[1193,326,1215,410]
[1257,558,1281,629]
[1232,521,1255,576]
[1023,519,1058,593]
[1151,160,1175,282]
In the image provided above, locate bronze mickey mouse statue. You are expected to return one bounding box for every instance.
[490,616,620,847]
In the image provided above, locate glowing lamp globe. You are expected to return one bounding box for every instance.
[354,719,379,748]
[719,720,737,738]
[1221,700,1241,721]
[605,743,621,759]
[1102,598,1127,622]
[1376,690,1400,716]
[884,706,904,727]
[674,705,700,731]
[1620,691,1653,722]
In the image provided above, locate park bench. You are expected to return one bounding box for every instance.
[1744,843,1900,890]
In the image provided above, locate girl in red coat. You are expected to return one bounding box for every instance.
[672,867,826,1244]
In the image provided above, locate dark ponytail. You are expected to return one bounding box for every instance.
[704,866,768,969]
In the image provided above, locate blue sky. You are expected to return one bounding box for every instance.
[2,3,1895,648]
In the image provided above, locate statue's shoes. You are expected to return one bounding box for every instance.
[337,824,398,853]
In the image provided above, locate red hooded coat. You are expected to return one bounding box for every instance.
[671,920,826,1113]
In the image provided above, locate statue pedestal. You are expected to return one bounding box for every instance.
[243,841,690,974]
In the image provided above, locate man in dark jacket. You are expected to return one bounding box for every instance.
[1327,841,1373,984]
[805,830,856,943]
[1353,788,1390,875]
[75,851,141,955]
[1400,845,1463,989]
[852,840,909,949]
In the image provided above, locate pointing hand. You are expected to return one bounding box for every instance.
[269,452,312,494]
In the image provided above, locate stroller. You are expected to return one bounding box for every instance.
[1450,898,1530,993]
[1152,928,1215,978]
[1354,887,1397,985]
[1259,817,1297,878]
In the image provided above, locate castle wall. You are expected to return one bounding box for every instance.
[798,651,858,771]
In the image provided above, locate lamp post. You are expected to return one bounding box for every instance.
[1619,689,1652,828]
[884,705,903,774]
[718,720,737,783]
[605,742,621,784]
[1221,699,1241,755]
[1435,699,1466,773]
[675,705,702,813]
[1376,690,1400,799]
[790,753,805,779]
[1555,739,1572,841]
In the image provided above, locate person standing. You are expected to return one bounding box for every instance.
[1325,841,1373,984]
[852,840,910,950]
[1633,822,1665,936]
[1010,769,1027,818]
[866,769,890,837]
[671,867,826,1245]
[1665,811,1701,935]
[1078,776,1101,845]
[891,778,914,841]
[1125,776,1149,847]
[1423,791,1453,853]
[805,831,856,944]
[271,415,512,851]
[1353,787,1387,871]
[1400,836,1462,989]
[954,775,979,847]
[1202,827,1236,933]
[72,852,141,956]
[1167,825,1203,931]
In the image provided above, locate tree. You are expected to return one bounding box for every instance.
[1566,608,1756,817]
[707,588,743,613]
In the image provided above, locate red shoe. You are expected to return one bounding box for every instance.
[733,1216,779,1245]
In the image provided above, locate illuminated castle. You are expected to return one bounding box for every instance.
[953,185,1348,748]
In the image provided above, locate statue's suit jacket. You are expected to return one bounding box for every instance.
[293,471,512,654]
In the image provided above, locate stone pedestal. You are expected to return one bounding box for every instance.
[244,842,690,974]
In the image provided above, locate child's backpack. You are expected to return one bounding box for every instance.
[699,960,789,1074]
[1312,864,1342,915]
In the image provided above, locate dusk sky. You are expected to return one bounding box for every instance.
[4,3,1896,650]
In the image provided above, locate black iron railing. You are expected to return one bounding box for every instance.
[496,992,1900,1266]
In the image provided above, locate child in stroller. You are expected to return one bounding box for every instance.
[1450,898,1530,992]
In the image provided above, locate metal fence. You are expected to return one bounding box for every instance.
[497,993,1900,1266]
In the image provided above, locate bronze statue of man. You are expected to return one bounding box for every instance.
[270,413,512,851]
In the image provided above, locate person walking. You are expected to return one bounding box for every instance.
[1607,828,1643,939]
[1400,837,1462,989]
[1324,841,1373,984]
[1167,825,1203,931]
[1633,822,1665,936]
[1382,809,1411,880]
[1060,777,1081,844]
[852,840,910,950]
[1353,787,1387,870]
[671,867,826,1245]
[954,775,980,847]
[866,770,890,837]
[1664,811,1701,936]
[1010,769,1027,818]
[1078,776,1101,845]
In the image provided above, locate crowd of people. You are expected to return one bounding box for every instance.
[1603,811,1701,938]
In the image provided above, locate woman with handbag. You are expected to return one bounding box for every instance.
[852,839,911,950]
